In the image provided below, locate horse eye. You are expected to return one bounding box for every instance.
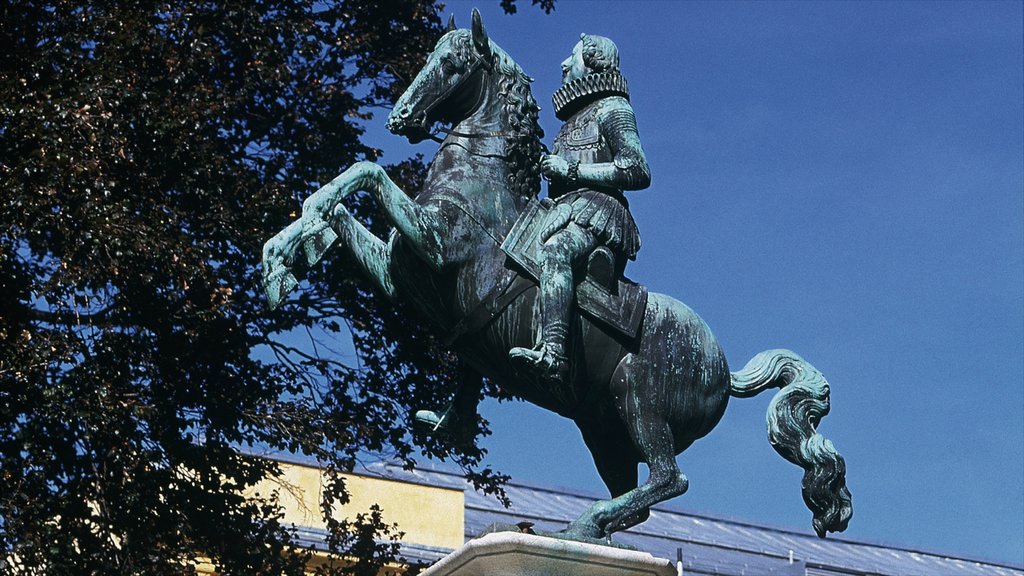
[441,58,458,74]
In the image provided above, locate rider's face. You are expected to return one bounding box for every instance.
[561,41,587,85]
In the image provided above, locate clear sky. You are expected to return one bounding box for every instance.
[358,0,1024,567]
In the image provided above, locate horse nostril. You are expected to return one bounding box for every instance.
[388,105,411,127]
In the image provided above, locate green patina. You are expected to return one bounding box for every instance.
[262,9,852,543]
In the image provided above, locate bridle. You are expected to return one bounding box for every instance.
[412,47,514,144]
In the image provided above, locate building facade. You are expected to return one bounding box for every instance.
[257,455,1023,576]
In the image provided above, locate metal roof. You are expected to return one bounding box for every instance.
[292,525,453,566]
[360,461,1024,576]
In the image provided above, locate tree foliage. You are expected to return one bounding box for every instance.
[500,0,555,15]
[0,0,546,573]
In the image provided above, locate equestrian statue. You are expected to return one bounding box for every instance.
[262,9,852,542]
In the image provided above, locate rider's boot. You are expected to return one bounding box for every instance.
[509,320,569,384]
[413,367,484,440]
[509,249,574,384]
[509,340,568,383]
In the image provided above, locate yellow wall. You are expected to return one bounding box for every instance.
[250,460,465,551]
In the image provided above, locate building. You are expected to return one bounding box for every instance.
[258,454,1023,576]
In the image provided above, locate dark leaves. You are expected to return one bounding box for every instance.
[0,1,522,574]
[500,0,556,15]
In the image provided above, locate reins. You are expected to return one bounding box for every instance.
[430,125,511,142]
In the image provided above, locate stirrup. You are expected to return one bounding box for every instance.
[509,342,568,383]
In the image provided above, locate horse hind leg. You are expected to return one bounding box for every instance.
[566,358,691,539]
[567,422,642,539]
[607,421,690,536]
[566,421,689,539]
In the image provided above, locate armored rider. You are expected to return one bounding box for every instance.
[509,33,651,383]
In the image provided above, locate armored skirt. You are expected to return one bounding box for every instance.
[556,188,641,261]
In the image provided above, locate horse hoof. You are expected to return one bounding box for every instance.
[302,219,339,266]
[549,525,635,550]
[413,409,448,431]
[560,519,604,541]
[264,267,298,309]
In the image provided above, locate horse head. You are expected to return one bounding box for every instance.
[387,9,495,143]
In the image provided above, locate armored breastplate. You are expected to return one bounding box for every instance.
[554,101,610,164]
[551,101,615,198]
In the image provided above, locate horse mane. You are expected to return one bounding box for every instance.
[444,30,544,200]
[490,42,545,200]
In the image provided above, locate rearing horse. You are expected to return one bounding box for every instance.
[262,10,851,541]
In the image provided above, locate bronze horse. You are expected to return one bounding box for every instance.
[262,10,851,541]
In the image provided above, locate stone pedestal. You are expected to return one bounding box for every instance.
[419,532,677,576]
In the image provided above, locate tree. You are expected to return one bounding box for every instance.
[0,1,547,573]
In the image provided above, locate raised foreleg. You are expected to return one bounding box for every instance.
[300,161,443,271]
[262,208,396,309]
[331,203,397,300]
[262,219,304,310]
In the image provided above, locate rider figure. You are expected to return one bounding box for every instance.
[509,34,650,383]
[414,34,650,431]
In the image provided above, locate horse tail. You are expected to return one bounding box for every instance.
[730,349,853,538]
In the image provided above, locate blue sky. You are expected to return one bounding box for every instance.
[356,0,1023,566]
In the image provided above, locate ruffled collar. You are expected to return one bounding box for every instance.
[552,70,630,121]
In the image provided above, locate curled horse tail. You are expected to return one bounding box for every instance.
[730,349,853,538]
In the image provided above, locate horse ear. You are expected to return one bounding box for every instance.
[471,8,491,61]
[446,14,456,33]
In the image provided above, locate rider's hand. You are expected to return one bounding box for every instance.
[540,154,569,182]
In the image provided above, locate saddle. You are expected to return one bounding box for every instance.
[500,200,648,340]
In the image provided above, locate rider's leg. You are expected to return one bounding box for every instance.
[510,223,596,379]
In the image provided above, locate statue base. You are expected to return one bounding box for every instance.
[419,532,677,576]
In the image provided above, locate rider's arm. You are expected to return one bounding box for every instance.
[573,97,651,191]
